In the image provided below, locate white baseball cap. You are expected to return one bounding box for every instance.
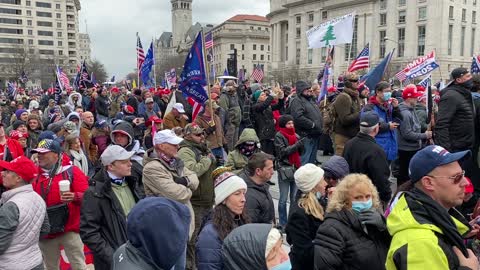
[153,129,183,145]
[101,145,135,166]
[173,103,185,113]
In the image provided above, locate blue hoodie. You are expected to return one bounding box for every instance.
[112,197,191,270]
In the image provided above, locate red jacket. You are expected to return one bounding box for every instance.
[32,154,89,238]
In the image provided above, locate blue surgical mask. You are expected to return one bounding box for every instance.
[352,198,373,213]
[271,260,292,270]
[382,92,392,101]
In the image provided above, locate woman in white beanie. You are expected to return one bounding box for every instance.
[196,170,249,270]
[285,163,327,270]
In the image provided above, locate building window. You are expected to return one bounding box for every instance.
[28,39,33,45]
[241,44,244,50]
[27,20,32,26]
[321,47,327,62]
[57,31,62,37]
[26,0,30,6]
[36,2,51,8]
[56,13,61,19]
[380,0,387,9]
[253,54,256,60]
[56,4,60,9]
[460,26,465,56]
[475,0,478,5]
[473,11,477,23]
[417,25,426,56]
[37,21,52,27]
[448,24,453,55]
[260,54,264,60]
[38,30,53,36]
[398,0,406,6]
[285,46,288,61]
[308,13,314,22]
[268,55,270,61]
[307,49,313,64]
[322,11,328,20]
[253,44,256,50]
[58,41,62,46]
[257,27,261,30]
[268,45,270,51]
[462,9,467,21]
[379,30,386,58]
[418,7,427,20]
[398,28,405,57]
[296,27,301,38]
[345,16,358,60]
[28,29,32,35]
[296,15,301,24]
[398,10,406,23]
[242,54,244,60]
[36,11,52,17]
[230,44,234,50]
[57,22,61,28]
[261,44,264,51]
[38,40,53,45]
[380,13,387,26]
[296,48,301,65]
[449,6,454,19]
[26,10,31,16]
[471,28,476,56]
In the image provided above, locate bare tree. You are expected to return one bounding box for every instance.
[88,59,108,83]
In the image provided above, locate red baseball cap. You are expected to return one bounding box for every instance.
[465,177,474,194]
[402,85,423,100]
[146,116,163,127]
[0,156,38,182]
[111,87,120,93]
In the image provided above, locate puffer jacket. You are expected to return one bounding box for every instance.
[225,128,260,174]
[289,94,323,137]
[178,139,215,207]
[333,87,361,138]
[362,97,401,161]
[313,209,391,270]
[239,171,275,224]
[218,90,242,127]
[397,103,428,151]
[222,224,271,270]
[252,96,284,141]
[196,222,223,270]
[142,148,199,238]
[435,83,475,152]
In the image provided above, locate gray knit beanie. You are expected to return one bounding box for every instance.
[321,155,349,180]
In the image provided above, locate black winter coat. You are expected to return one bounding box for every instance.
[239,171,275,224]
[343,133,391,202]
[435,84,475,152]
[274,131,303,167]
[80,169,141,270]
[286,192,323,270]
[313,210,391,270]
[289,94,323,137]
[95,95,110,117]
[252,96,284,141]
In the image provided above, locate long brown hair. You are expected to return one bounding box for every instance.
[211,204,250,240]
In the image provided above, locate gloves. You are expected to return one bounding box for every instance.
[358,209,386,231]
[295,138,306,149]
[172,175,189,187]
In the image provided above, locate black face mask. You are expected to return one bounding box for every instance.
[463,78,474,90]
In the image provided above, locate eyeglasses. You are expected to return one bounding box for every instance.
[427,170,465,184]
[349,79,359,83]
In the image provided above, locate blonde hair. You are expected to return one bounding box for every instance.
[298,191,325,220]
[326,174,381,213]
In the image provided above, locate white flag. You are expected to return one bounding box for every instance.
[306,12,355,48]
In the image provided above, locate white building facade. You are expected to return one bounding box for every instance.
[268,0,480,83]
[78,32,90,63]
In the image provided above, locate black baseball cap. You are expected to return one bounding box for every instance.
[360,111,380,127]
[451,67,469,80]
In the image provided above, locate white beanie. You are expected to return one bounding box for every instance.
[214,172,247,206]
[294,163,324,193]
[265,228,282,259]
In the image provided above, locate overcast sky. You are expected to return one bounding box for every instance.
[78,0,270,79]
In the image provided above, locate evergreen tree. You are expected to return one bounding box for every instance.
[321,25,336,46]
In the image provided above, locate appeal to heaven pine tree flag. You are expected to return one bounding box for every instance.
[306,12,355,48]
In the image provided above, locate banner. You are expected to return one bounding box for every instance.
[141,41,154,87]
[395,51,439,81]
[306,12,355,48]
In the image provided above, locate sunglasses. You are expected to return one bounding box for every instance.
[349,79,359,83]
[427,170,465,184]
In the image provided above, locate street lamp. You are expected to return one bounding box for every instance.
[384,36,399,45]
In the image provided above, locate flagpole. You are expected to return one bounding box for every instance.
[201,30,213,118]
[152,37,157,89]
[136,32,140,88]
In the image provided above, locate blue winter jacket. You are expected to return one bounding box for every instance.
[362,99,401,161]
[196,222,223,270]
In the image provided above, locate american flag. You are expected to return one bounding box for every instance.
[418,75,431,88]
[348,43,369,72]
[395,69,408,82]
[250,66,264,83]
[137,34,145,72]
[188,97,203,121]
[471,55,480,74]
[56,66,71,90]
[205,31,213,49]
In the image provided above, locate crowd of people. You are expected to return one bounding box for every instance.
[0,66,479,270]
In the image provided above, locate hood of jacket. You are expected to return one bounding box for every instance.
[127,197,190,270]
[111,121,134,149]
[222,223,270,270]
[342,86,359,98]
[398,102,414,113]
[66,112,82,131]
[234,128,260,148]
[414,104,427,112]
[67,92,82,108]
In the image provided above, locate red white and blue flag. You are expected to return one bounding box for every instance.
[205,31,213,50]
[395,51,439,82]
[471,55,480,74]
[250,66,264,83]
[348,43,369,72]
[137,34,145,72]
[56,66,71,90]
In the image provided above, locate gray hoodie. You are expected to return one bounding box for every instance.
[396,102,427,151]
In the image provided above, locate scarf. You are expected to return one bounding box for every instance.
[69,149,89,176]
[278,127,301,168]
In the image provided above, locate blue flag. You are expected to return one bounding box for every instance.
[317,63,330,103]
[221,68,229,87]
[110,75,115,82]
[418,75,431,88]
[141,41,155,87]
[361,49,395,91]
[91,72,97,85]
[179,32,208,106]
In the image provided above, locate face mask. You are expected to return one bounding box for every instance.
[271,260,292,270]
[351,198,373,213]
[382,92,392,101]
[316,191,322,200]
[463,79,474,89]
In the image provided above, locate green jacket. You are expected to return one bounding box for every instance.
[177,140,215,207]
[225,128,260,174]
[333,87,361,138]
[386,191,470,270]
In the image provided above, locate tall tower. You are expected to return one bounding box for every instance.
[171,0,193,47]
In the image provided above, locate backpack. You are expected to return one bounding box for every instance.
[322,92,352,135]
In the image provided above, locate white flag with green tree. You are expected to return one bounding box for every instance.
[306,12,355,48]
